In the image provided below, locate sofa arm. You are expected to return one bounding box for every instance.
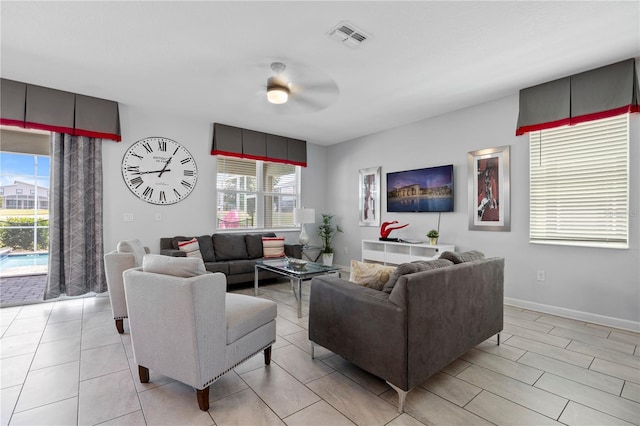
[285,244,302,259]
[160,249,186,257]
[308,275,408,389]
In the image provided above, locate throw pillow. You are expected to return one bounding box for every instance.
[262,237,285,258]
[245,234,267,259]
[171,236,192,249]
[117,239,146,267]
[382,258,454,293]
[196,235,215,262]
[349,260,396,291]
[142,254,207,278]
[439,250,485,264]
[178,238,203,259]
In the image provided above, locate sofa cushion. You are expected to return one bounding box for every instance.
[178,238,203,259]
[262,237,285,258]
[225,293,277,344]
[382,258,454,293]
[439,250,485,264]
[227,260,257,275]
[349,260,396,291]
[196,235,216,262]
[142,254,207,277]
[212,234,249,261]
[117,239,146,267]
[204,262,229,275]
[245,233,272,259]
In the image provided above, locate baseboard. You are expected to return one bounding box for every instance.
[504,297,640,333]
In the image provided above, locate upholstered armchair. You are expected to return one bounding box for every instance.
[103,239,149,333]
[123,254,277,411]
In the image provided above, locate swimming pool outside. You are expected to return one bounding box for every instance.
[0,253,48,276]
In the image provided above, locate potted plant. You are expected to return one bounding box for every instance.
[427,229,439,245]
[318,213,343,266]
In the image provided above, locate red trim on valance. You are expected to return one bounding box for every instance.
[25,121,75,135]
[211,149,307,167]
[74,128,122,141]
[570,104,639,127]
[516,118,571,136]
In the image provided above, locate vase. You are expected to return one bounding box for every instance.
[322,253,334,266]
[429,238,438,246]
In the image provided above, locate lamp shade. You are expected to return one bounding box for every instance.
[294,208,315,224]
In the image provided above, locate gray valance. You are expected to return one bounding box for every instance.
[516,58,639,135]
[0,78,121,141]
[211,123,307,167]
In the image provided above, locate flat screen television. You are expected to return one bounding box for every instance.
[386,164,454,212]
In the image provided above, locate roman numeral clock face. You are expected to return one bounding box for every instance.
[122,137,198,205]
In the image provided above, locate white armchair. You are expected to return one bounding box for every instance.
[123,254,277,411]
[103,239,149,333]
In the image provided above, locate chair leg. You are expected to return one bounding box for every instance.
[264,346,272,365]
[386,381,408,413]
[138,366,149,383]
[196,386,210,411]
[310,342,315,359]
[497,332,501,346]
[115,319,124,334]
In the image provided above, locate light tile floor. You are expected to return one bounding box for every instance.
[1,280,639,426]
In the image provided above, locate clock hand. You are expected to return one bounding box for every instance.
[158,157,173,178]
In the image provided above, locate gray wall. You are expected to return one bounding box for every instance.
[101,95,639,330]
[326,94,639,330]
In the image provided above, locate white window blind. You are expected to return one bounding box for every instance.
[216,156,299,230]
[529,114,629,248]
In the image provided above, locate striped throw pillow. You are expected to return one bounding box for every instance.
[178,238,203,259]
[262,237,285,258]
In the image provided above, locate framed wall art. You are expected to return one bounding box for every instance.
[359,166,381,226]
[468,146,510,231]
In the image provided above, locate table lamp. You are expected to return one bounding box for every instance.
[294,208,315,246]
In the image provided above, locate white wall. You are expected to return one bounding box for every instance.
[325,94,640,330]
[102,105,328,254]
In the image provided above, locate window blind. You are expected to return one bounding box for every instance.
[529,115,628,248]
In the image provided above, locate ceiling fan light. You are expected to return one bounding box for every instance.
[267,77,289,104]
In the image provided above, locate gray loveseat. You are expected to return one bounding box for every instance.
[160,233,302,285]
[308,254,504,412]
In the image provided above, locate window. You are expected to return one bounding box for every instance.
[216,156,300,230]
[529,114,629,248]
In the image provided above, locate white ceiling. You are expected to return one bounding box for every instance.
[2,1,639,145]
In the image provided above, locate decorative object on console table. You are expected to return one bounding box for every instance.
[293,208,315,245]
[379,220,409,241]
[426,229,439,245]
[359,166,381,226]
[468,145,511,231]
[318,213,343,266]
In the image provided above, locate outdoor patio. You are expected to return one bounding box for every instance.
[0,274,47,306]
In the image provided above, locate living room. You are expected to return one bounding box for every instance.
[1,2,639,425]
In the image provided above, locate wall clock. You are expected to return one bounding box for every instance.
[122,137,198,205]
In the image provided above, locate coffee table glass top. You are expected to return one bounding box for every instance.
[256,258,341,277]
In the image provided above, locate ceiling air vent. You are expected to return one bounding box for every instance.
[327,21,371,48]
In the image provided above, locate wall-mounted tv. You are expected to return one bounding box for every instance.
[387,164,454,212]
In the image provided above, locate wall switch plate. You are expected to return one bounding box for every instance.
[155,213,162,221]
[537,270,546,281]
[123,213,134,222]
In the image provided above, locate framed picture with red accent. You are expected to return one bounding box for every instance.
[468,146,511,232]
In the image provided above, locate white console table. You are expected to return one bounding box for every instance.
[362,239,455,266]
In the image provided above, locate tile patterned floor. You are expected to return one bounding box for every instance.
[1,280,639,426]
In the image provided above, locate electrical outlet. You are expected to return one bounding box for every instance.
[155,213,162,221]
[536,270,546,281]
[123,213,134,222]
[343,246,349,254]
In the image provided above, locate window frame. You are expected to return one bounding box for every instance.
[529,114,629,249]
[214,156,301,232]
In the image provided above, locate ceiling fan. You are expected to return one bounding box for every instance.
[260,61,339,113]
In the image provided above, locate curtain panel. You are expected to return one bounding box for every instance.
[516,58,639,135]
[0,78,121,141]
[46,133,106,299]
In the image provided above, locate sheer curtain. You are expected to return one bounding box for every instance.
[45,133,105,299]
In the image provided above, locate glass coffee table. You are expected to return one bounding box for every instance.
[255,258,341,318]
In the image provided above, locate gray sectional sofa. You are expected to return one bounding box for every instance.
[308,253,504,412]
[160,233,302,285]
